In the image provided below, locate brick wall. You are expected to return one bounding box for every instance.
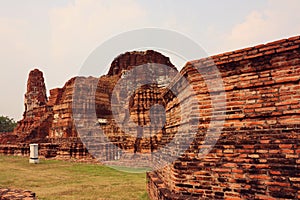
[147,36,300,199]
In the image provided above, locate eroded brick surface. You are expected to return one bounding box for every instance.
[0,50,175,163]
[0,36,299,199]
[147,36,300,199]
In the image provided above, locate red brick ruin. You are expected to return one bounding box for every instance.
[0,36,300,199]
[0,50,176,161]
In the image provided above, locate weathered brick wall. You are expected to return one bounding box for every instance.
[14,69,51,142]
[0,50,178,163]
[148,36,300,199]
[0,139,93,162]
[108,50,175,76]
[49,78,77,138]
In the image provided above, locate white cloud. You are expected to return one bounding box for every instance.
[224,0,300,51]
[49,0,147,66]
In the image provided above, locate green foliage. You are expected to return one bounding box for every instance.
[0,116,17,132]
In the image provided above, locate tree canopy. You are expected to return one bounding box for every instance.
[0,116,17,132]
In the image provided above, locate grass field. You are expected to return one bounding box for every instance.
[0,155,149,200]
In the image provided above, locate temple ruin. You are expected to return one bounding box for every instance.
[0,36,299,199]
[0,50,176,162]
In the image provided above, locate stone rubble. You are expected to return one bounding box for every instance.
[0,188,36,200]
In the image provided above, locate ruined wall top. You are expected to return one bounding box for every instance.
[108,50,176,76]
[186,35,300,69]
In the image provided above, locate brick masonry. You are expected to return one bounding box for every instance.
[0,35,299,199]
[0,50,176,164]
[147,35,300,199]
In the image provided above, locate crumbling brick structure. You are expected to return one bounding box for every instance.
[0,50,176,162]
[0,35,299,199]
[147,36,300,199]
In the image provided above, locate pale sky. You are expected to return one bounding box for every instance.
[1,0,300,120]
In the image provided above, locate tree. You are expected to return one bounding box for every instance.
[0,116,17,132]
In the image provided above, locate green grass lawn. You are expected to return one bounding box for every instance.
[0,155,150,200]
